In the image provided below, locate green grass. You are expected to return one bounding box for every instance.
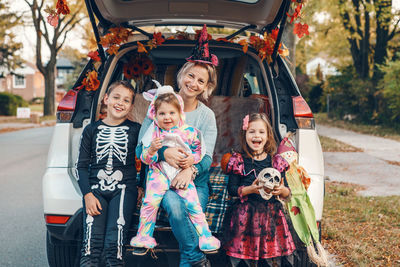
[28,104,43,113]
[315,113,400,142]
[319,135,363,152]
[322,182,400,266]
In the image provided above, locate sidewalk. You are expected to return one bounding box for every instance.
[0,116,55,133]
[317,125,400,196]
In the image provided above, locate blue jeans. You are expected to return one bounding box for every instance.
[161,185,209,267]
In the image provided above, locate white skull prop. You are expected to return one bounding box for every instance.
[257,168,281,200]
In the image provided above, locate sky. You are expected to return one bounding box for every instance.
[11,0,86,63]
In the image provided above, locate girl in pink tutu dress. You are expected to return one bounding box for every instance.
[223,113,296,267]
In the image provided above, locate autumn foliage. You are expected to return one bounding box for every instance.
[45,0,70,27]
[100,27,133,55]
[79,70,100,91]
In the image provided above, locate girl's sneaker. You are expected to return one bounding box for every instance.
[198,235,220,254]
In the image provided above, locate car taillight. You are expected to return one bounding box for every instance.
[292,96,315,129]
[45,215,71,224]
[57,89,78,123]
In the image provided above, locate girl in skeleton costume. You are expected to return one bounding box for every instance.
[222,113,295,267]
[76,80,141,267]
[130,83,220,254]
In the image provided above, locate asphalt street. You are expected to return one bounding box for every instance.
[317,125,400,196]
[0,126,53,267]
[2,124,393,266]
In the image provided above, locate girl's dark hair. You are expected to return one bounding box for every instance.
[154,93,181,113]
[240,113,276,158]
[107,80,136,103]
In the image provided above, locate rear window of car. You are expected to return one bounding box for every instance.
[108,44,267,98]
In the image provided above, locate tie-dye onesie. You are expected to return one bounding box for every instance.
[130,84,220,252]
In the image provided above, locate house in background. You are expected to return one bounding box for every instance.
[0,61,45,102]
[56,57,74,91]
[306,57,339,79]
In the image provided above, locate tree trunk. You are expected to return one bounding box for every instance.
[373,0,392,82]
[339,0,370,79]
[43,67,56,116]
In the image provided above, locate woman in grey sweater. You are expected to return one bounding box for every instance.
[136,60,218,267]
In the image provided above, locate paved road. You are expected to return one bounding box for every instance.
[317,125,400,196]
[0,126,53,267]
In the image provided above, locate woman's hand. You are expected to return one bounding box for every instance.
[164,147,186,168]
[84,192,102,216]
[178,152,195,169]
[170,168,193,190]
[149,138,162,156]
[241,178,262,196]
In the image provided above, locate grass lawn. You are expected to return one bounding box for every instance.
[315,113,400,142]
[29,104,44,113]
[319,135,362,152]
[322,182,400,266]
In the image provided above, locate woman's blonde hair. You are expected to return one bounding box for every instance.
[240,113,276,158]
[176,61,217,101]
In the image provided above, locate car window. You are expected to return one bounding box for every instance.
[107,45,267,99]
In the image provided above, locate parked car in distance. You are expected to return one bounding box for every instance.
[43,0,323,266]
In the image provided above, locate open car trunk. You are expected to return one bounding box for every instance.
[89,0,287,33]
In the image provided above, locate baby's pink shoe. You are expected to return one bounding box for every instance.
[199,235,220,254]
[130,235,157,249]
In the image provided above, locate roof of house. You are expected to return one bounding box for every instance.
[56,57,74,69]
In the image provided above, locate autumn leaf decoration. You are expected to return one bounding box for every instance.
[137,32,165,53]
[287,0,309,39]
[78,70,100,92]
[87,51,101,62]
[123,54,154,80]
[45,0,70,28]
[238,29,288,63]
[291,206,301,216]
[100,27,133,55]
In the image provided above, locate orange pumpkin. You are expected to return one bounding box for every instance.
[220,152,232,173]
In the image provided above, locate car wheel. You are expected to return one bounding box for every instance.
[46,231,80,267]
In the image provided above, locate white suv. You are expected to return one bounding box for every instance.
[43,0,324,266]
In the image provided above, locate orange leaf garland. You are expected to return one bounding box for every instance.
[287,1,309,39]
[137,42,148,53]
[56,0,70,15]
[293,23,309,38]
[100,27,133,55]
[153,32,165,46]
[87,51,101,62]
[238,39,248,53]
[81,70,100,91]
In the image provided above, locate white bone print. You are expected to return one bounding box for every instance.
[116,184,126,260]
[84,215,94,256]
[95,125,129,191]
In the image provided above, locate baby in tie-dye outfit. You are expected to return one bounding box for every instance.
[130,82,220,254]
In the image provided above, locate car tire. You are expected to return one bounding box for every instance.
[46,231,80,267]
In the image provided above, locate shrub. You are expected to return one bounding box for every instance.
[324,66,375,122]
[0,92,29,116]
[379,59,400,124]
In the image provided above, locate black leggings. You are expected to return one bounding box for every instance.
[80,185,137,267]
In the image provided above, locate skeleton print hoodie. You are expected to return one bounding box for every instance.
[76,119,141,196]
